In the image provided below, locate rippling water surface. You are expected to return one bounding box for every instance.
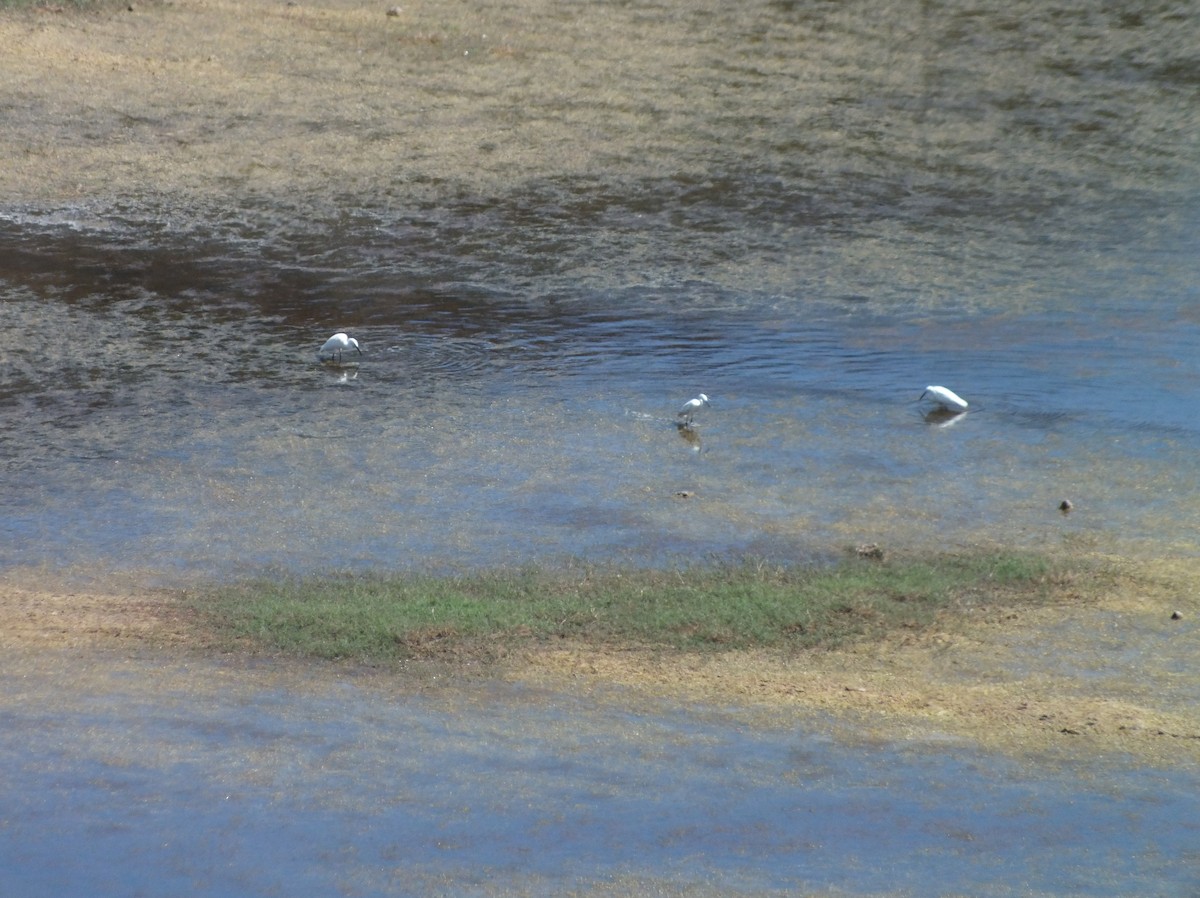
[2,0,1198,581]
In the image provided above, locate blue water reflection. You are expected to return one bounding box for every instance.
[2,664,1197,897]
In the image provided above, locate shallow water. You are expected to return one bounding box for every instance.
[2,0,1200,581]
[1,651,1198,898]
[4,220,1200,578]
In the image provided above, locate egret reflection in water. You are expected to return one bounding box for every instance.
[676,421,703,452]
[923,406,968,428]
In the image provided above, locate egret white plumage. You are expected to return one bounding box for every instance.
[919,385,968,413]
[318,332,362,364]
[677,393,710,425]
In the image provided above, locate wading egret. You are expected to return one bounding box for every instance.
[318,332,362,364]
[920,385,968,413]
[678,393,710,425]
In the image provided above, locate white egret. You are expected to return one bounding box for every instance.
[318,332,362,364]
[677,393,710,425]
[919,385,968,413]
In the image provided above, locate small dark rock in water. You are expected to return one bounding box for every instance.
[855,543,885,561]
[1059,499,1073,513]
[1171,610,1183,620]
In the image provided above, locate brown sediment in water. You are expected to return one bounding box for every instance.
[4,556,1198,767]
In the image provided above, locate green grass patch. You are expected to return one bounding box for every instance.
[191,550,1093,664]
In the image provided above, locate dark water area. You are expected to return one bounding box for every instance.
[2,654,1198,898]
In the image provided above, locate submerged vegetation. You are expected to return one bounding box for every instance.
[193,551,1098,665]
